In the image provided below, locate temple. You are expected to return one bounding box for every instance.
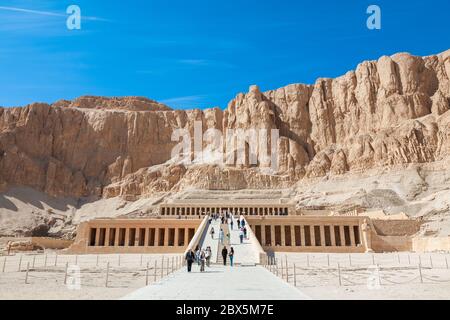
[68,200,420,258]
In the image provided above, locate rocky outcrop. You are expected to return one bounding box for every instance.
[0,49,449,199]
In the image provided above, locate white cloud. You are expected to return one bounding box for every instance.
[160,95,208,109]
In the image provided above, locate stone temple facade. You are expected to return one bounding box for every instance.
[68,200,420,258]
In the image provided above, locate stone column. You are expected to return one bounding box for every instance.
[320,225,326,247]
[349,225,356,247]
[281,225,286,246]
[114,228,120,247]
[155,228,160,247]
[164,228,169,246]
[94,228,101,246]
[361,219,374,253]
[300,226,306,246]
[105,228,112,247]
[270,225,275,247]
[184,228,190,246]
[330,225,336,247]
[261,225,266,246]
[144,228,149,247]
[174,228,180,247]
[124,228,130,247]
[310,225,316,247]
[105,228,111,247]
[291,225,296,246]
[339,225,346,246]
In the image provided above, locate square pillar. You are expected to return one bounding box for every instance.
[164,228,169,246]
[94,228,101,246]
[174,228,179,247]
[124,228,130,247]
[290,225,296,247]
[261,225,266,246]
[144,228,149,247]
[300,226,306,246]
[320,225,326,247]
[350,225,356,246]
[270,225,276,247]
[105,228,111,247]
[184,228,189,246]
[155,228,160,247]
[339,225,346,246]
[114,228,120,246]
[280,225,286,246]
[330,225,336,246]
[310,225,316,247]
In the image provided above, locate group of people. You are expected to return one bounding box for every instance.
[185,245,213,272]
[184,213,251,272]
[221,246,235,266]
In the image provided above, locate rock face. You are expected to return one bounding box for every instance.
[0,50,449,199]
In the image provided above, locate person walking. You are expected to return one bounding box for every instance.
[219,229,224,245]
[243,226,248,239]
[226,232,231,244]
[239,228,244,244]
[210,227,215,239]
[185,249,195,272]
[222,246,228,266]
[229,247,235,267]
[230,219,234,230]
[200,250,206,272]
[241,218,246,228]
[206,247,212,267]
[195,248,201,265]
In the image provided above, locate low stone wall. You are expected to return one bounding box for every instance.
[371,234,412,252]
[184,216,209,255]
[31,237,73,250]
[372,220,421,236]
[242,216,266,263]
[412,237,450,252]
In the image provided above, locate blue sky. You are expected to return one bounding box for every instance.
[0,0,449,109]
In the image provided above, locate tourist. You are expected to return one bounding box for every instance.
[243,226,247,239]
[239,228,244,244]
[185,249,195,272]
[219,229,224,244]
[226,232,231,243]
[206,247,212,267]
[241,219,246,228]
[200,249,206,272]
[229,247,235,267]
[195,248,201,265]
[222,246,228,266]
[230,219,234,230]
[210,227,215,239]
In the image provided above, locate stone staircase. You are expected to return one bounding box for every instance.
[216,222,231,265]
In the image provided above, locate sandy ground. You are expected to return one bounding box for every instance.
[272,252,450,300]
[0,253,183,300]
[1,252,450,300]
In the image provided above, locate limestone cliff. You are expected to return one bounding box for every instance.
[0,49,449,200]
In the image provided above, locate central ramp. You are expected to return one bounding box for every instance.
[122,264,310,300]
